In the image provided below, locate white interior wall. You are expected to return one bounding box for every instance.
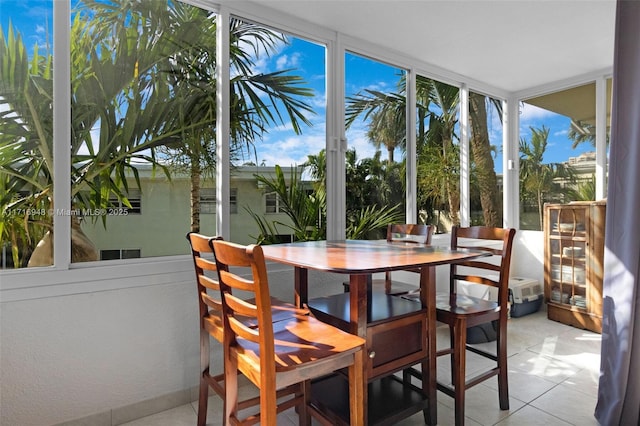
[0,232,544,426]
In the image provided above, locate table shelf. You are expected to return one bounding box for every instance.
[311,373,428,426]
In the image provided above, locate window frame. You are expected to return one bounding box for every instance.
[2,0,611,300]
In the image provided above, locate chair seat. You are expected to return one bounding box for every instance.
[435,293,499,316]
[233,313,365,372]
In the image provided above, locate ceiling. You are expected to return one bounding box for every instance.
[226,0,616,95]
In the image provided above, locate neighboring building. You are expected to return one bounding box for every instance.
[565,151,597,181]
[81,165,302,260]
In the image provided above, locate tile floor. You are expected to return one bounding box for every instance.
[121,304,601,426]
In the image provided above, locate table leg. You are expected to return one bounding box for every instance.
[421,266,437,426]
[348,273,369,425]
[348,274,369,338]
[293,266,308,308]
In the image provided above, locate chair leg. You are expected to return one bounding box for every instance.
[224,354,239,425]
[260,380,278,426]
[453,319,467,426]
[497,319,509,410]
[197,375,209,426]
[448,324,456,386]
[198,332,210,426]
[298,381,311,426]
[348,350,365,426]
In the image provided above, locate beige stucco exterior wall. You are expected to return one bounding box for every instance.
[80,167,296,258]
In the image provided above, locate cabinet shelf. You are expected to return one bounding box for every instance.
[544,201,605,333]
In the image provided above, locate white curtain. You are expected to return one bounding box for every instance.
[595,1,640,424]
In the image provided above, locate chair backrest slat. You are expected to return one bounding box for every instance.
[387,224,434,244]
[211,240,276,364]
[449,226,516,305]
[186,232,224,325]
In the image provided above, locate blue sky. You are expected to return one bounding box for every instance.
[257,34,592,173]
[2,0,594,173]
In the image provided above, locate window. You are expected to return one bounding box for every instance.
[109,189,141,215]
[1,1,54,269]
[520,81,610,230]
[227,24,326,244]
[265,192,284,214]
[200,189,216,214]
[415,75,460,233]
[345,53,407,237]
[66,1,217,262]
[469,91,503,227]
[230,188,238,214]
[100,249,141,261]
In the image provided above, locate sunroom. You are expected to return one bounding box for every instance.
[1,0,638,425]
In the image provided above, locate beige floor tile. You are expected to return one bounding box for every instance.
[495,404,573,425]
[507,349,582,384]
[482,370,558,404]
[119,404,197,426]
[530,382,599,425]
[560,367,600,397]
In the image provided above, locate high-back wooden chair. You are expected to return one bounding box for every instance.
[382,223,434,293]
[434,226,516,426]
[186,232,226,426]
[343,224,434,294]
[186,233,303,426]
[211,239,366,426]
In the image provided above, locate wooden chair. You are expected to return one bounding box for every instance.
[344,224,434,295]
[211,239,366,426]
[412,226,516,426]
[186,233,304,426]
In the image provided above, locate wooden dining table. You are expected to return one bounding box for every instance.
[261,239,488,425]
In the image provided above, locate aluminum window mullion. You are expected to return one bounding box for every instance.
[216,7,231,239]
[595,77,608,200]
[53,0,72,269]
[459,84,470,227]
[503,97,520,229]
[406,70,417,223]
[325,36,346,240]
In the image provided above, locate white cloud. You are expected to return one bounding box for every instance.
[519,102,556,122]
[275,52,301,70]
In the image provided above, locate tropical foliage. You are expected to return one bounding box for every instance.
[248,156,404,243]
[1,1,315,267]
[248,165,326,244]
[346,74,502,230]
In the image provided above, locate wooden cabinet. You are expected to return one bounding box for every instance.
[307,292,429,424]
[544,201,606,333]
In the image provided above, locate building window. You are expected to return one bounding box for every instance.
[200,188,216,214]
[230,188,238,214]
[265,192,285,213]
[109,189,141,215]
[100,249,141,260]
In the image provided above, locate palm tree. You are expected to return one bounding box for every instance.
[1,1,316,267]
[2,16,178,266]
[519,126,575,229]
[469,92,500,227]
[81,1,315,234]
[421,79,461,226]
[349,91,407,163]
[346,89,407,159]
[347,76,503,229]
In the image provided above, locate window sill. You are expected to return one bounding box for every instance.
[0,255,193,302]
